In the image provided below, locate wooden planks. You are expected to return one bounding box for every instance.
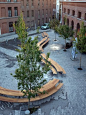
[41,53,66,74]
[41,59,57,74]
[0,79,63,103]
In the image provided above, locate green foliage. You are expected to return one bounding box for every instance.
[37,26,40,33]
[57,25,74,49]
[49,19,59,30]
[12,13,51,108]
[77,22,86,53]
[57,25,74,39]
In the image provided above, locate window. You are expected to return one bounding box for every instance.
[8,7,12,17]
[42,9,44,15]
[27,21,30,28]
[22,11,24,18]
[42,18,44,24]
[78,12,81,19]
[84,13,86,20]
[72,10,75,16]
[9,22,13,32]
[21,0,24,6]
[14,0,17,2]
[38,10,40,16]
[38,0,40,6]
[31,21,34,27]
[14,7,18,16]
[27,11,29,17]
[46,18,47,23]
[64,8,66,13]
[46,0,48,5]
[7,0,11,2]
[46,9,48,15]
[42,0,44,6]
[38,19,40,26]
[32,10,34,17]
[15,21,18,26]
[32,0,34,6]
[68,9,70,15]
[50,9,51,14]
[26,0,29,6]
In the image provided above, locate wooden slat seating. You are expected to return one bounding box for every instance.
[43,32,49,38]
[42,33,45,38]
[39,38,49,52]
[0,79,63,102]
[41,59,57,74]
[41,53,66,74]
[37,37,48,47]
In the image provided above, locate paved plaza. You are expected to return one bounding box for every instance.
[0,29,86,115]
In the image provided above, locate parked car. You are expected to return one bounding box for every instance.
[41,23,49,30]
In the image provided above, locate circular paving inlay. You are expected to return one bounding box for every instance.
[50,44,63,51]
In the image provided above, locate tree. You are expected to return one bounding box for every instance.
[57,25,74,51]
[49,19,59,41]
[76,22,86,70]
[12,13,50,110]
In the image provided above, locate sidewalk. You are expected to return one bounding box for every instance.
[0,29,51,42]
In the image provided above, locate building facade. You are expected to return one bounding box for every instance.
[21,0,56,30]
[0,0,21,35]
[0,0,56,35]
[59,0,86,31]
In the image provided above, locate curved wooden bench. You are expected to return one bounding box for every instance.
[41,53,66,74]
[0,83,63,103]
[41,59,57,74]
[37,37,48,47]
[0,79,58,97]
[39,38,49,52]
[0,79,63,102]
[42,33,45,38]
[43,32,49,38]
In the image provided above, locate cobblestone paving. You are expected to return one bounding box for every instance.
[0,29,86,115]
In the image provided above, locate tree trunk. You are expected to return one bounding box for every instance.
[63,39,66,51]
[54,32,57,41]
[55,32,56,40]
[65,39,66,49]
[78,53,82,70]
[80,53,82,69]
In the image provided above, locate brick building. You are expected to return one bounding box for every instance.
[59,0,86,31]
[0,0,56,35]
[21,0,56,30]
[0,0,21,35]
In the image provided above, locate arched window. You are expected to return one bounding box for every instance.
[67,18,69,26]
[77,23,80,32]
[71,20,74,30]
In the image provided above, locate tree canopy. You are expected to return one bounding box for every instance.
[77,22,86,53]
[12,13,50,108]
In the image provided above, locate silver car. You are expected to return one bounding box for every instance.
[41,23,49,30]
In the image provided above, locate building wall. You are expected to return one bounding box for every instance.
[60,1,86,31]
[21,0,56,30]
[0,0,21,34]
[0,0,56,34]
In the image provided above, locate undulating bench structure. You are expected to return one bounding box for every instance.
[41,53,66,75]
[37,32,49,52]
[0,79,63,103]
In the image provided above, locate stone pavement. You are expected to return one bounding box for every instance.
[0,29,86,115]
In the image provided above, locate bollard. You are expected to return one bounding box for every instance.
[25,110,30,115]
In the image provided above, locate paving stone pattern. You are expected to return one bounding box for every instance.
[0,29,86,115]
